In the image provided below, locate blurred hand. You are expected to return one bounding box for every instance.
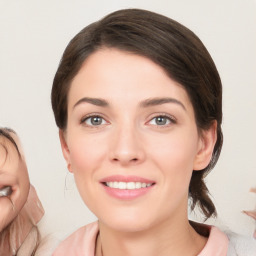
[243,188,256,239]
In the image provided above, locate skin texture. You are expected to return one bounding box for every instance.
[60,48,217,256]
[0,133,30,232]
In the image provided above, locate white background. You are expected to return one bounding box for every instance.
[0,0,255,238]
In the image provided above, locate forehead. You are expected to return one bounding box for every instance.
[68,48,193,110]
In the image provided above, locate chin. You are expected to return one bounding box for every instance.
[99,212,156,233]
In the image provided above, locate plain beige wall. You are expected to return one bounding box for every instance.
[0,0,255,238]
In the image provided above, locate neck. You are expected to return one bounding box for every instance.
[96,215,207,256]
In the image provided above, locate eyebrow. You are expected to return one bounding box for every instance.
[73,97,109,109]
[140,97,186,111]
[73,97,186,111]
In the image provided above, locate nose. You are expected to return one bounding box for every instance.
[109,125,145,166]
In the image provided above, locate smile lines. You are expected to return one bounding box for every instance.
[104,181,154,190]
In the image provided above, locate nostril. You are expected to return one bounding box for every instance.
[111,157,139,163]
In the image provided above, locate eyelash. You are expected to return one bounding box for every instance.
[80,114,107,127]
[80,113,176,128]
[147,114,176,127]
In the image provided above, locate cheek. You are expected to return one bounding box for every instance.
[69,136,105,172]
[0,162,30,231]
[150,131,198,192]
[150,131,198,171]
[68,134,108,199]
[0,199,17,231]
[68,136,106,211]
[16,160,30,207]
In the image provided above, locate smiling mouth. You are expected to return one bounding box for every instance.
[103,181,155,190]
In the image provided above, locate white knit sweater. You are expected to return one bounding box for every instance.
[226,231,256,256]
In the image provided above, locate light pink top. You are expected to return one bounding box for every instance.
[53,222,229,256]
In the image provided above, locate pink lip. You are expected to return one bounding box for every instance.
[100,175,155,200]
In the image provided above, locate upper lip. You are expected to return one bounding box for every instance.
[100,175,155,184]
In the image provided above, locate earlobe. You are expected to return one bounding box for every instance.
[59,130,73,173]
[193,121,217,171]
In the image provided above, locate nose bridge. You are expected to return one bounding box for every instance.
[109,119,144,165]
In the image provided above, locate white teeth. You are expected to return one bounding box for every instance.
[119,182,126,189]
[106,182,153,189]
[127,182,136,189]
[135,182,141,189]
[113,181,119,188]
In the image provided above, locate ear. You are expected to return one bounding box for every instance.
[193,121,217,171]
[59,130,73,173]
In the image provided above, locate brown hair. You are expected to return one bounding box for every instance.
[51,8,223,219]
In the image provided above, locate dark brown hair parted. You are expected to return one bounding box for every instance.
[51,8,223,219]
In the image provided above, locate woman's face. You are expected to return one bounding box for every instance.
[0,133,30,231]
[61,48,215,232]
